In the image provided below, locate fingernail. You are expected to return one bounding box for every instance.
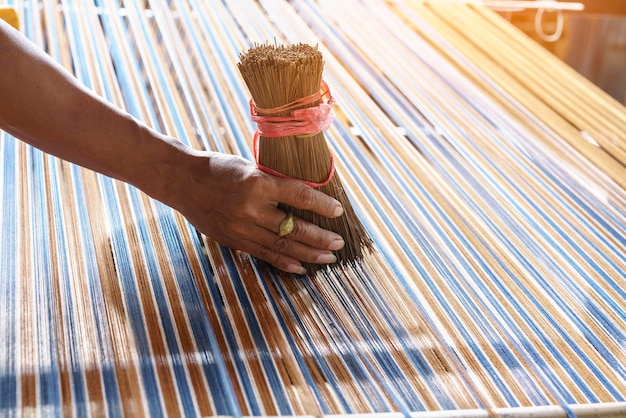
[317,253,337,264]
[328,238,345,251]
[333,204,344,217]
[287,263,307,275]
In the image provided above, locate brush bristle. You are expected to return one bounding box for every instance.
[238,43,372,271]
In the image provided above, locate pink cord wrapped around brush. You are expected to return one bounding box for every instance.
[251,80,336,188]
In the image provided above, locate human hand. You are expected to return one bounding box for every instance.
[0,20,342,275]
[161,147,345,274]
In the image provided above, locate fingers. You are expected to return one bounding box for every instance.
[280,214,345,253]
[243,223,343,274]
[243,239,308,275]
[248,177,347,273]
[237,210,347,274]
[273,179,344,219]
[258,205,344,248]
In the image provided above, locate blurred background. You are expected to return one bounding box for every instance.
[487,0,626,104]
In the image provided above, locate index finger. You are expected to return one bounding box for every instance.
[273,177,344,218]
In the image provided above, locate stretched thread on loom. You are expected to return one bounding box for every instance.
[237,43,373,271]
[4,0,626,415]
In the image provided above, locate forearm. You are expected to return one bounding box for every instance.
[0,19,184,201]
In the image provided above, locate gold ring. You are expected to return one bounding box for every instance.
[278,213,294,237]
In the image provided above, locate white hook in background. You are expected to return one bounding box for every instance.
[535,7,565,42]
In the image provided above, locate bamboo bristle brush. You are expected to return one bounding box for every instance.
[237,43,372,271]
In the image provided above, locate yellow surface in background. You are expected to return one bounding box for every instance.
[0,6,19,29]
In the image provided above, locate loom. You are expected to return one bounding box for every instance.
[0,1,624,417]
